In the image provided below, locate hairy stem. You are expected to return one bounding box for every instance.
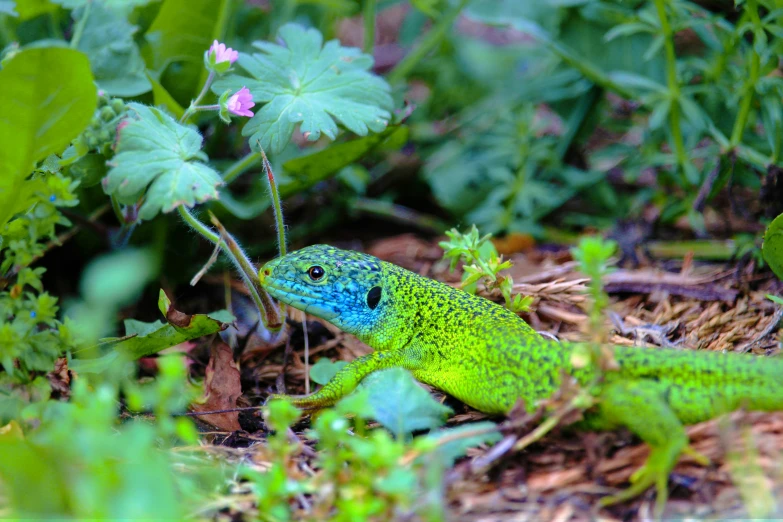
[222,151,262,184]
[260,148,287,257]
[178,206,220,244]
[181,71,216,123]
[209,212,283,330]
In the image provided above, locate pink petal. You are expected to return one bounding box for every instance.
[208,40,237,64]
[227,87,255,117]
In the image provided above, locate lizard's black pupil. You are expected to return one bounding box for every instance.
[366,286,382,309]
[308,266,324,280]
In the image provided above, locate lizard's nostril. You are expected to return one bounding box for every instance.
[263,269,271,277]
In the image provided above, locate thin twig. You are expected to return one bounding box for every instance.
[276,335,293,395]
[173,406,261,417]
[190,237,223,286]
[303,318,310,395]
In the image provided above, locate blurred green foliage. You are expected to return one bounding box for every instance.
[763,213,783,280]
[1,0,782,518]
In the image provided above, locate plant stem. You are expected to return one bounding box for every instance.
[181,71,216,123]
[209,213,283,330]
[69,1,90,49]
[222,151,262,183]
[387,0,469,85]
[654,0,690,184]
[363,0,376,55]
[260,149,287,257]
[110,195,124,223]
[178,206,220,244]
[729,0,761,149]
[181,206,283,330]
[197,104,221,111]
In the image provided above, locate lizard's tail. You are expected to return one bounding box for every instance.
[612,345,783,421]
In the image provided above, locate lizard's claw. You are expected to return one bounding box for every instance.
[598,446,673,518]
[682,444,710,466]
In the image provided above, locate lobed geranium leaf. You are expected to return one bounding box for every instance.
[212,23,393,154]
[103,103,223,220]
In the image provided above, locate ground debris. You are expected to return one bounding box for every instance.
[220,234,783,520]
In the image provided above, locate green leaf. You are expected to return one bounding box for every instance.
[763,213,783,281]
[767,294,783,306]
[73,3,151,97]
[124,318,166,337]
[71,290,231,374]
[13,0,56,20]
[356,368,452,438]
[206,309,236,323]
[103,103,224,220]
[309,358,348,385]
[212,23,393,154]
[0,47,97,228]
[421,421,502,466]
[283,125,408,187]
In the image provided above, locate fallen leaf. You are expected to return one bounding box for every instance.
[192,343,242,431]
[46,357,72,399]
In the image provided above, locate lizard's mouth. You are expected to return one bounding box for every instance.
[261,277,340,322]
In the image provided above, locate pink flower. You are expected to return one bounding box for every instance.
[208,40,238,65]
[227,87,255,117]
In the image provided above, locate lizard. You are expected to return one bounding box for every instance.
[258,243,783,515]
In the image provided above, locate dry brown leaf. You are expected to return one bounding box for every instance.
[192,342,242,431]
[47,357,72,399]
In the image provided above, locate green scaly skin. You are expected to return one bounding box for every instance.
[259,244,783,514]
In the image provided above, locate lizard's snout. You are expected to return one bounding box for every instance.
[258,258,280,286]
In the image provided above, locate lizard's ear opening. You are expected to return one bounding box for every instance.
[366,286,382,309]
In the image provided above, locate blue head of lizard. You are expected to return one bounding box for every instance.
[259,244,385,334]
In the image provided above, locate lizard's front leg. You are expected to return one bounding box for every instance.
[270,349,422,410]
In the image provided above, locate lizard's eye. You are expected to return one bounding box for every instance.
[307,265,325,281]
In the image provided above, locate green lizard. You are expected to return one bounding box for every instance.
[259,244,783,514]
